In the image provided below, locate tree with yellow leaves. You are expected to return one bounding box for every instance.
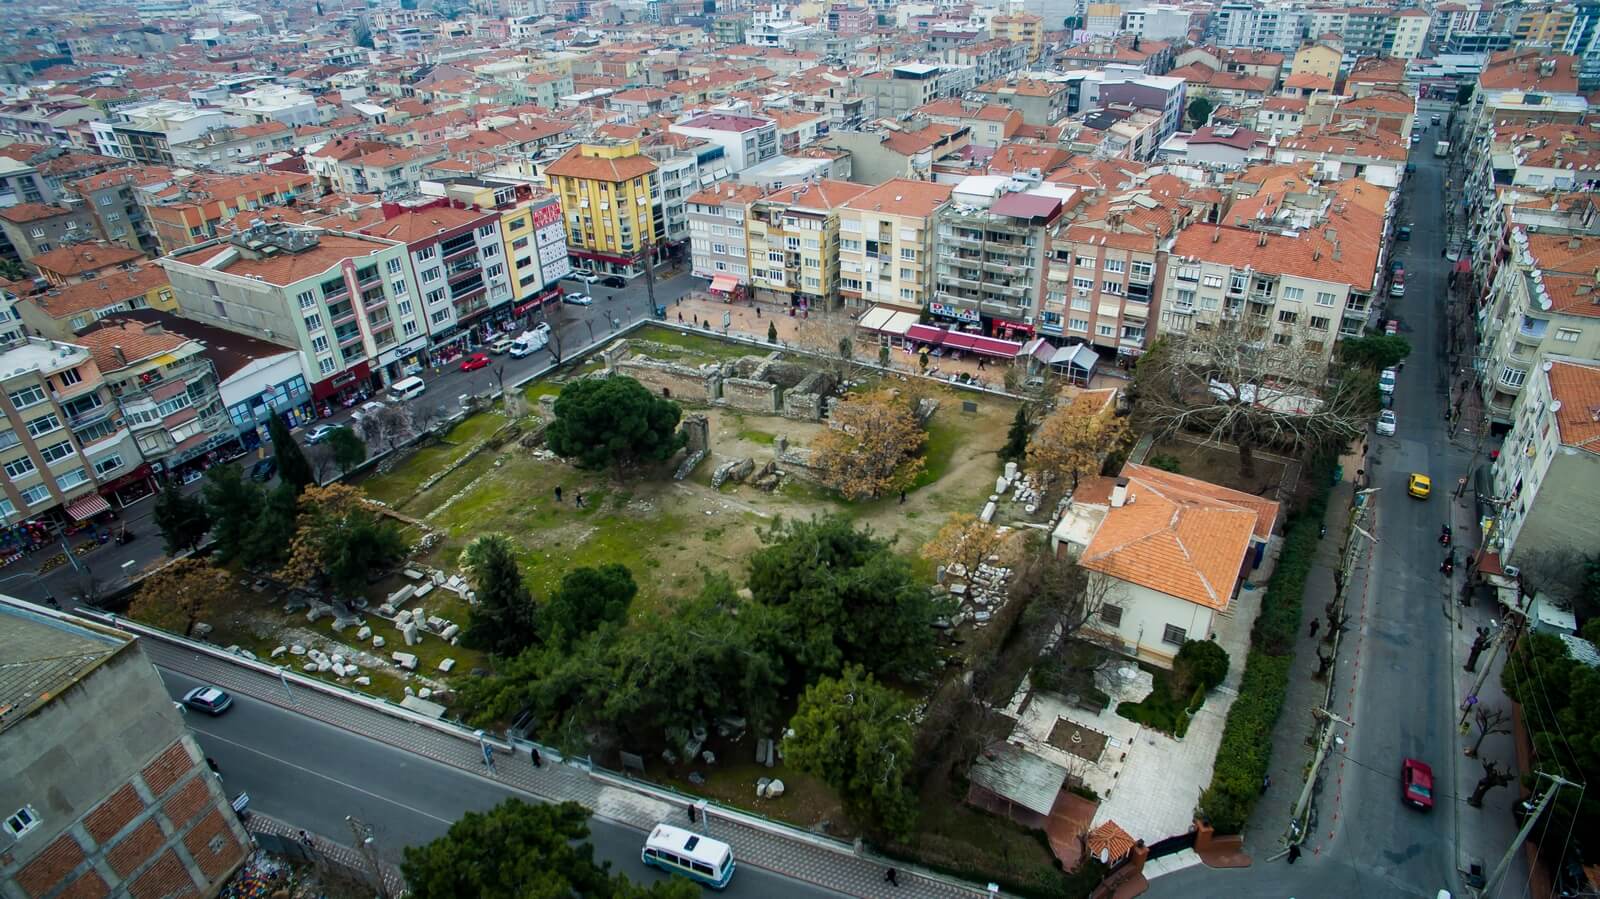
[278,483,406,597]
[920,513,1023,579]
[811,389,926,501]
[1027,394,1129,495]
[128,559,231,637]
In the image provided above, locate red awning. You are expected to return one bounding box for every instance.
[568,248,636,266]
[65,493,111,521]
[906,324,1023,359]
[710,274,740,293]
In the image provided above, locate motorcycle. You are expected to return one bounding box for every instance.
[1440,525,1452,546]
[1441,550,1456,576]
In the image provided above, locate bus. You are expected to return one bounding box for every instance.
[641,823,735,890]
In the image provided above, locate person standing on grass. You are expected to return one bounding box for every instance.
[575,492,585,509]
[554,485,563,503]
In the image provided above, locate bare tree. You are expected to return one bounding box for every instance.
[1513,547,1591,606]
[1132,321,1377,477]
[361,404,415,453]
[1467,759,1514,808]
[1468,706,1511,758]
[1014,542,1118,642]
[306,443,338,484]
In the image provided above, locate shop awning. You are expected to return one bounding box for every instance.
[858,306,919,335]
[906,324,1023,359]
[65,493,111,521]
[710,274,740,293]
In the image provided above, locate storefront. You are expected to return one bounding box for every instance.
[100,462,159,509]
[927,301,983,329]
[513,284,562,318]
[905,323,1023,364]
[856,305,920,348]
[378,335,431,384]
[310,361,373,412]
[991,317,1035,342]
[569,247,642,278]
[708,274,747,303]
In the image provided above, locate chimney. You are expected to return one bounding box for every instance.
[111,344,126,365]
[1257,232,1267,247]
[1110,477,1129,508]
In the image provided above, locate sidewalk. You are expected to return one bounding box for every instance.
[134,635,987,899]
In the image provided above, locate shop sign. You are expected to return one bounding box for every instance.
[929,302,981,323]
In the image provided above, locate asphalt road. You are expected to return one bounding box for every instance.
[1147,102,1480,899]
[158,669,841,898]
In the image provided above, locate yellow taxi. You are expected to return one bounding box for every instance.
[1408,473,1432,499]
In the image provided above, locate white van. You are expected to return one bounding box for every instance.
[387,376,426,403]
[508,324,552,358]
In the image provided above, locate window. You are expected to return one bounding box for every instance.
[8,385,46,409]
[1069,318,1089,332]
[311,335,330,354]
[421,267,440,283]
[1310,316,1330,331]
[1072,276,1094,291]
[1555,328,1581,343]
[1282,286,1304,301]
[1228,273,1247,295]
[1098,324,1116,337]
[417,245,437,261]
[1104,258,1125,273]
[899,266,911,279]
[304,313,323,332]
[1202,273,1223,288]
[4,807,39,839]
[58,367,83,387]
[55,467,89,491]
[431,308,451,325]
[0,430,17,451]
[1272,333,1292,346]
[900,248,916,260]
[26,414,61,438]
[1100,605,1124,626]
[1277,310,1298,324]
[1162,624,1187,646]
[1501,366,1527,388]
[396,299,414,316]
[426,288,447,306]
[1316,291,1336,306]
[93,454,123,476]
[297,290,316,310]
[482,242,500,257]
[402,320,418,337]
[1176,264,1199,281]
[1102,280,1124,295]
[38,441,75,464]
[4,456,37,478]
[318,357,336,376]
[477,224,496,239]
[486,263,504,279]
[386,257,403,274]
[1077,255,1098,269]
[1174,289,1196,309]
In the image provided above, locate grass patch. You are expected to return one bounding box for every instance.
[1115,665,1193,738]
[358,412,508,506]
[631,324,764,362]
[910,414,962,490]
[738,428,777,445]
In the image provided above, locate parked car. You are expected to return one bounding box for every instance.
[563,292,593,306]
[1408,472,1432,499]
[1401,758,1434,810]
[1379,368,1397,394]
[1384,319,1400,336]
[1376,409,1397,436]
[182,686,233,715]
[1390,258,1405,274]
[1397,225,1413,240]
[489,337,517,355]
[566,269,599,284]
[248,457,277,482]
[1431,113,1442,125]
[600,275,627,289]
[305,424,339,444]
[459,352,491,372]
[1389,280,1406,297]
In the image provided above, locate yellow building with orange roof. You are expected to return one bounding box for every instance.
[543,139,660,277]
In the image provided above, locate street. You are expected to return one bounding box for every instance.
[157,669,842,898]
[1148,101,1522,898]
[8,267,704,607]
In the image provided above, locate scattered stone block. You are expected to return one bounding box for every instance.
[757,777,772,798]
[192,623,213,638]
[356,626,372,640]
[766,779,785,798]
[401,623,419,646]
[414,582,435,598]
[303,662,318,672]
[440,623,461,640]
[392,652,418,671]
[306,605,329,623]
[355,676,371,686]
[437,658,456,673]
[372,635,386,648]
[403,568,424,581]
[316,659,331,672]
[270,646,287,659]
[331,663,346,677]
[417,688,432,700]
[387,584,416,606]
[377,603,396,617]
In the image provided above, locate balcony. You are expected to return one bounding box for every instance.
[1517,316,1549,342]
[355,267,381,289]
[981,257,1025,276]
[328,303,357,326]
[335,327,363,347]
[361,287,387,312]
[68,404,112,431]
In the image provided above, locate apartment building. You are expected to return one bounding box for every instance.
[0,603,251,899]
[15,265,176,338]
[1211,3,1306,53]
[990,13,1045,62]
[1161,219,1379,367]
[160,223,415,404]
[332,145,448,197]
[1476,229,1600,428]
[426,178,571,312]
[931,180,1061,341]
[170,122,296,171]
[0,337,145,527]
[545,139,660,277]
[1391,10,1432,59]
[362,201,516,366]
[668,113,779,173]
[0,157,52,208]
[0,203,101,264]
[838,178,954,313]
[745,179,870,309]
[1291,42,1343,83]
[854,64,977,119]
[972,77,1071,127]
[689,182,765,290]
[69,166,174,256]
[77,320,232,474]
[139,170,315,254]
[94,101,231,165]
[1489,356,1600,563]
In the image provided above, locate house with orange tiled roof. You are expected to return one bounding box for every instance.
[917,99,1023,148]
[29,242,145,287]
[837,178,955,312]
[333,144,449,196]
[1314,90,1415,137]
[15,265,175,339]
[1489,356,1600,563]
[138,170,316,255]
[1053,463,1279,668]
[972,76,1070,127]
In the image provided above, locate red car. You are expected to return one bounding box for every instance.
[459,352,490,372]
[1401,758,1434,810]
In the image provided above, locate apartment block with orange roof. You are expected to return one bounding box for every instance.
[138,170,316,254]
[544,139,661,278]
[745,179,871,309]
[931,179,1064,342]
[688,182,765,290]
[990,13,1044,62]
[1052,463,1278,669]
[1489,356,1600,563]
[837,178,954,313]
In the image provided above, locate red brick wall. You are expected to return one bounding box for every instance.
[83,784,145,845]
[161,776,209,829]
[140,741,195,796]
[181,810,245,881]
[56,869,111,899]
[127,849,199,899]
[15,832,86,897]
[106,820,164,878]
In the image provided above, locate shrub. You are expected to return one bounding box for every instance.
[1172,639,1230,696]
[1198,455,1333,833]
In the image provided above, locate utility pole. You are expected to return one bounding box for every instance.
[1290,708,1352,844]
[345,815,392,899]
[1458,613,1519,728]
[1481,773,1577,899]
[640,236,658,319]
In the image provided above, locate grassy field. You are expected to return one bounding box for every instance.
[360,412,509,506]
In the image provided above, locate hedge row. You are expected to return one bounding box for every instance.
[1198,458,1334,833]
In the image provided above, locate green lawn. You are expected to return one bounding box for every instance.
[630,324,768,363]
[359,412,508,507]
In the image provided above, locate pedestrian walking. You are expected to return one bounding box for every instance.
[299,830,314,848]
[678,312,683,322]
[1261,774,1271,794]
[1287,844,1302,865]
[756,306,762,318]
[1309,618,1320,638]
[575,492,585,509]
[531,747,543,768]
[899,490,907,504]
[554,485,563,503]
[885,868,900,887]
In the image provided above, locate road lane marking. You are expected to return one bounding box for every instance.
[189,727,454,825]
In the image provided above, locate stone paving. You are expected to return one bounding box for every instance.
[137,637,988,899]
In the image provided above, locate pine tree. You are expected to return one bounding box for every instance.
[268,414,314,492]
[1000,405,1030,462]
[152,479,211,554]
